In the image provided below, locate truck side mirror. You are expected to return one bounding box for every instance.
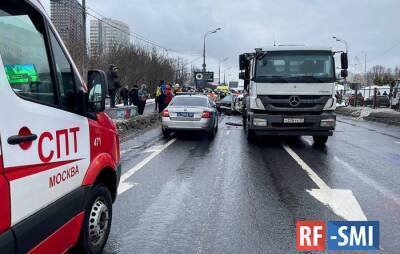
[341,52,348,70]
[239,72,245,80]
[87,70,107,112]
[239,54,247,70]
[341,69,348,78]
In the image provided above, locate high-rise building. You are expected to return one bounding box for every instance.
[50,0,83,46]
[90,18,130,56]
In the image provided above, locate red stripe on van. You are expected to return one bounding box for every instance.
[0,155,11,234]
[28,211,84,254]
[4,159,83,181]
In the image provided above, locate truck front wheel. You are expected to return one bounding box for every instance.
[313,136,328,146]
[245,122,256,142]
[75,184,113,254]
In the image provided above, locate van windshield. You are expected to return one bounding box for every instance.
[255,50,335,83]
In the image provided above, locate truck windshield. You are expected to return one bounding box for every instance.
[255,51,335,83]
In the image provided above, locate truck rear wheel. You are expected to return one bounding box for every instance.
[75,184,113,254]
[313,136,328,146]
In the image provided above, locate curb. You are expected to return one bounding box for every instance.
[336,107,400,126]
[114,113,161,138]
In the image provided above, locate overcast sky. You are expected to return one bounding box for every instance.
[44,0,400,80]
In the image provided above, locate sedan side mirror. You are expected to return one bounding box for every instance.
[87,70,108,112]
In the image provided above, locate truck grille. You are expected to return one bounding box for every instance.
[258,95,330,113]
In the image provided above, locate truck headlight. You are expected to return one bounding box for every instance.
[320,118,336,128]
[253,118,267,126]
[323,98,336,110]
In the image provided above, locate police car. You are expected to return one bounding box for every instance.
[0,1,120,253]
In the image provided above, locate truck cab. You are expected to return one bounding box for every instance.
[0,1,120,253]
[239,46,348,145]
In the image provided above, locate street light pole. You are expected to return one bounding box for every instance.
[202,28,221,73]
[223,66,233,85]
[361,51,369,97]
[218,57,229,85]
[332,36,348,53]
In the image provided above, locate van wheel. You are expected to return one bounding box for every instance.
[75,184,112,254]
[313,136,328,146]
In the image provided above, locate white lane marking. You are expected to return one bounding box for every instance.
[120,145,143,155]
[117,182,139,195]
[334,156,400,207]
[282,144,367,221]
[226,130,231,135]
[395,141,400,144]
[118,139,176,195]
[282,144,329,189]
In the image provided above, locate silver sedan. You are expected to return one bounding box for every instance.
[161,95,218,138]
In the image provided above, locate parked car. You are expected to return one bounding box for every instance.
[216,94,233,114]
[232,94,244,114]
[161,95,218,139]
[365,95,391,108]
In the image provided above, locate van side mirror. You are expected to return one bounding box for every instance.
[87,70,107,112]
[239,72,245,80]
[341,69,348,78]
[239,54,247,70]
[341,52,348,70]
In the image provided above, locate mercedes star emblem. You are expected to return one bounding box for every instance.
[288,96,301,107]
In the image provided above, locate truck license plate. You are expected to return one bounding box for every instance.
[283,118,304,123]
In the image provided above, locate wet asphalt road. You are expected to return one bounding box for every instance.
[104,114,400,254]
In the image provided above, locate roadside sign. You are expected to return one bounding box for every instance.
[194,72,214,82]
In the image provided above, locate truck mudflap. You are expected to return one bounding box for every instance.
[247,111,336,136]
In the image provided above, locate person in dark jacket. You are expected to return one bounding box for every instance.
[158,80,167,113]
[120,85,129,106]
[107,64,120,108]
[138,84,149,115]
[129,85,139,107]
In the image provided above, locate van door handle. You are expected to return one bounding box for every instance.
[7,134,37,145]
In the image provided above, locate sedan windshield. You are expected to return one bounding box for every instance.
[170,96,208,107]
[255,51,335,83]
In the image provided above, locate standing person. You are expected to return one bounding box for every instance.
[164,83,174,107]
[107,64,120,108]
[138,84,148,115]
[120,85,129,106]
[158,80,167,113]
[155,84,161,112]
[129,85,139,107]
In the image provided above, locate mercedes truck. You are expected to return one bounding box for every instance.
[239,46,348,145]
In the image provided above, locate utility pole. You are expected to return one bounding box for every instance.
[82,0,86,78]
[361,51,368,97]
